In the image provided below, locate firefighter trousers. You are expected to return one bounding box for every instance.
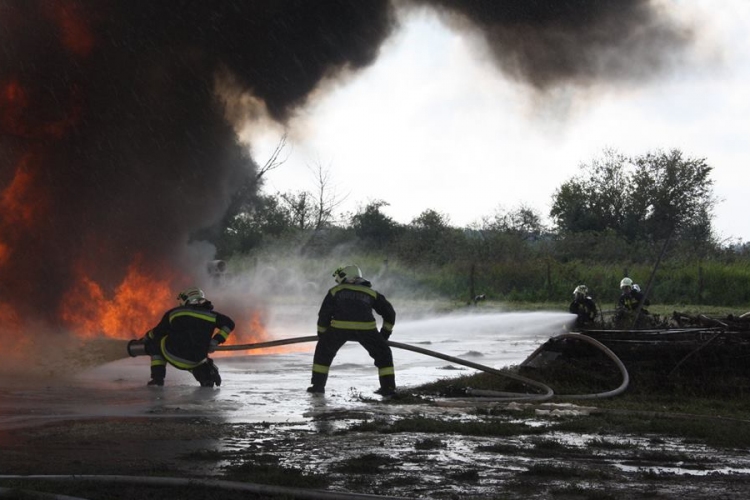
[310,329,395,390]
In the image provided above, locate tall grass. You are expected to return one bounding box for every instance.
[228,246,750,309]
[421,258,750,308]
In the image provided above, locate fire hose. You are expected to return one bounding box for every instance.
[127,333,628,401]
[0,476,413,500]
[0,335,630,499]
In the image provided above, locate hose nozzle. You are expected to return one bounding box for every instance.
[127,338,148,357]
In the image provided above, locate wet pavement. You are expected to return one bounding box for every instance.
[0,311,571,430]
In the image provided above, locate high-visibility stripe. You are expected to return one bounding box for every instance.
[317,325,327,334]
[330,284,377,298]
[151,358,166,367]
[312,363,330,374]
[160,336,205,370]
[214,326,230,341]
[382,322,394,331]
[379,366,395,376]
[330,319,377,330]
[169,309,217,324]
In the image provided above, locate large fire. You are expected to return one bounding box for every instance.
[0,3,269,368]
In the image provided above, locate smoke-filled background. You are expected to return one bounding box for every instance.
[1,1,696,370]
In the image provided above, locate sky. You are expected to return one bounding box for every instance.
[246,1,750,244]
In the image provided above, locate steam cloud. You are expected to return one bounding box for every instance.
[1,1,695,331]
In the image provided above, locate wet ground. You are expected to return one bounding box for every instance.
[0,310,567,427]
[2,310,749,498]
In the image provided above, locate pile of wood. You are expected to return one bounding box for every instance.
[527,313,750,396]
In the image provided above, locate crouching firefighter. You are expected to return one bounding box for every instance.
[308,265,397,396]
[140,287,235,387]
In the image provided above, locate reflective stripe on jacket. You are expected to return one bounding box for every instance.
[317,282,396,335]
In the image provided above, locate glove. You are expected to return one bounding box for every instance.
[208,338,218,353]
[380,328,392,340]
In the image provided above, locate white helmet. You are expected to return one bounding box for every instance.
[333,265,362,284]
[573,285,588,296]
[620,277,633,289]
[632,284,641,293]
[177,287,206,305]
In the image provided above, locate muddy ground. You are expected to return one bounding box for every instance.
[2,396,749,500]
[2,311,749,498]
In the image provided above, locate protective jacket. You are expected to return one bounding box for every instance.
[569,296,598,326]
[317,279,395,336]
[144,301,234,387]
[618,290,650,313]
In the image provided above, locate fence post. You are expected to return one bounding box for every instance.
[469,262,476,305]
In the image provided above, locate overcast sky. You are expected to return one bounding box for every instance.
[247,1,750,244]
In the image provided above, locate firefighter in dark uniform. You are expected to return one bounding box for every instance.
[308,265,397,396]
[569,285,598,327]
[615,277,650,325]
[142,287,235,387]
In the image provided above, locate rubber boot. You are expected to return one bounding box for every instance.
[377,374,396,396]
[308,371,327,394]
[148,364,166,386]
[207,358,221,387]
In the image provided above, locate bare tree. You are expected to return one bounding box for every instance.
[308,158,348,230]
[256,132,290,181]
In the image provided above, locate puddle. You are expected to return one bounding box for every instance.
[0,311,569,429]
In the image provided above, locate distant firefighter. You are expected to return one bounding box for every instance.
[139,287,235,387]
[615,277,650,325]
[308,265,397,396]
[569,285,598,327]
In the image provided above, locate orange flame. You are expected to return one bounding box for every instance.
[1,153,49,228]
[44,0,96,58]
[59,257,175,339]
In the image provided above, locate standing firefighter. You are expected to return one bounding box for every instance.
[569,285,598,327]
[141,287,235,387]
[309,265,397,396]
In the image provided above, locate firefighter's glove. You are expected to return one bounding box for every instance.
[380,328,392,340]
[208,339,219,353]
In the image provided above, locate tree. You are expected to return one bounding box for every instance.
[255,133,289,181]
[218,193,292,256]
[630,150,716,243]
[550,149,630,236]
[194,134,289,254]
[280,191,316,230]
[484,204,546,240]
[550,149,716,245]
[350,200,402,248]
[309,160,347,230]
[397,209,459,264]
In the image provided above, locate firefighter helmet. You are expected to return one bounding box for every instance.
[620,277,633,289]
[177,287,206,305]
[333,265,362,284]
[573,285,588,297]
[633,284,641,293]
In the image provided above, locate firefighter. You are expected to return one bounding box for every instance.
[141,287,235,387]
[308,265,397,396]
[615,277,650,324]
[569,285,598,327]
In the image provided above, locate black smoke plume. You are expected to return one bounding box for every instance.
[1,0,694,330]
